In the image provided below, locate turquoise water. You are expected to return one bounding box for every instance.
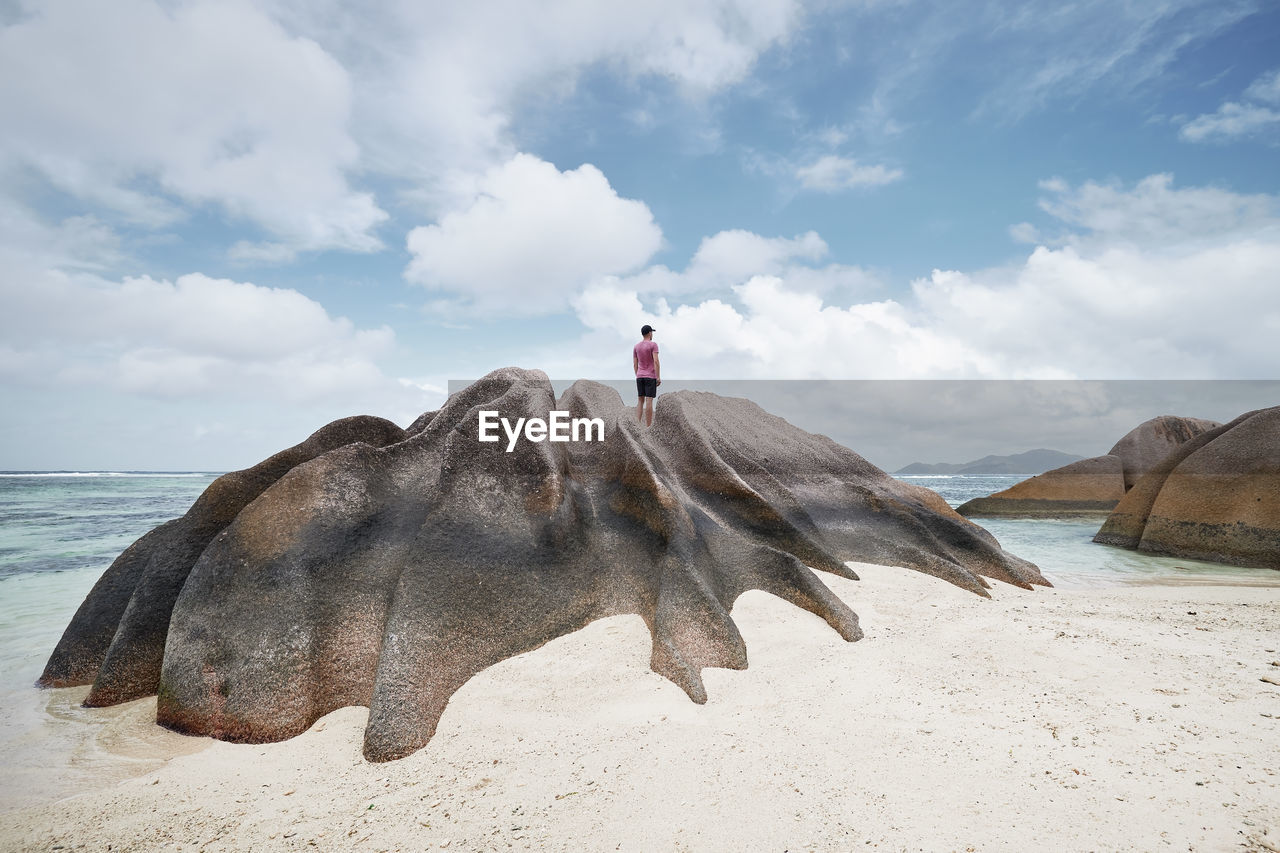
[898,475,1280,588]
[0,472,215,579]
[0,473,220,808]
[0,473,215,691]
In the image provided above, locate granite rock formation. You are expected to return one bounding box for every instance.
[957,415,1219,518]
[1108,415,1222,491]
[1094,407,1280,569]
[42,368,1046,762]
[38,415,407,698]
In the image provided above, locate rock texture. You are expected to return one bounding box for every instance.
[1094,407,1280,569]
[955,455,1126,517]
[38,416,408,697]
[1108,415,1222,491]
[42,368,1046,762]
[957,415,1220,518]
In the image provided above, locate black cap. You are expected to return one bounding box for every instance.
[641,324,655,335]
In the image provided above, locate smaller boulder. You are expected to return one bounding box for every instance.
[1095,407,1280,570]
[957,455,1125,517]
[957,415,1219,518]
[1107,415,1222,491]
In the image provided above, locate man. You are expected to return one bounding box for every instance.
[632,324,660,426]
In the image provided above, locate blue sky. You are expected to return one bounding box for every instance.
[1,0,1278,469]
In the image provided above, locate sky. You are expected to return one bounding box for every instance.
[1,0,1278,470]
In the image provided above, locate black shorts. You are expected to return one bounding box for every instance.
[636,377,657,398]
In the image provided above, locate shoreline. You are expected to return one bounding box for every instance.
[2,563,1278,851]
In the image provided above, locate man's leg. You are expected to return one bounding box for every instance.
[636,396,645,423]
[644,396,655,426]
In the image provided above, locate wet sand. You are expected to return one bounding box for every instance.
[1,562,1278,852]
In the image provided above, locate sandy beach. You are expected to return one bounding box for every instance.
[1,562,1277,852]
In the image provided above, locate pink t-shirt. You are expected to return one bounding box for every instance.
[633,340,659,378]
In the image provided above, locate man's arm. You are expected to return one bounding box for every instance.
[633,353,639,376]
[653,352,661,385]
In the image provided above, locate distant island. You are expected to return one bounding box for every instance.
[895,449,1084,477]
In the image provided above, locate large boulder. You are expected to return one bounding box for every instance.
[957,415,1219,518]
[43,369,1046,762]
[1107,415,1222,491]
[1094,407,1280,569]
[38,416,407,697]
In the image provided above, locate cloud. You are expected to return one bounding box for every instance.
[685,229,828,283]
[1244,67,1280,103]
[570,227,879,311]
[0,198,125,271]
[1030,173,1276,247]
[274,0,805,210]
[0,0,386,253]
[908,237,1280,379]
[571,274,995,378]
[1181,66,1280,142]
[962,0,1256,120]
[404,154,662,315]
[794,155,903,192]
[745,148,903,196]
[1181,102,1280,142]
[0,252,428,412]
[566,175,1280,380]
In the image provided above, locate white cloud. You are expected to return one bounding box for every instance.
[0,0,386,253]
[1180,102,1280,142]
[1033,173,1276,247]
[227,241,303,265]
[0,198,124,271]
[1244,67,1280,104]
[1181,66,1280,142]
[1008,222,1041,244]
[909,238,1280,378]
[0,254,428,410]
[570,275,993,378]
[686,230,828,284]
[794,155,903,192]
[273,0,805,211]
[961,0,1254,120]
[404,154,662,314]
[565,175,1280,380]
[569,227,878,308]
[571,281,648,339]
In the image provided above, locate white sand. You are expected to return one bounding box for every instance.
[1,563,1278,852]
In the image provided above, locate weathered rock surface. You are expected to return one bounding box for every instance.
[955,455,1126,517]
[42,369,1046,762]
[1107,415,1222,491]
[1094,407,1280,569]
[38,416,408,698]
[957,415,1220,518]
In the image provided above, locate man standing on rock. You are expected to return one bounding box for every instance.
[633,324,661,426]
